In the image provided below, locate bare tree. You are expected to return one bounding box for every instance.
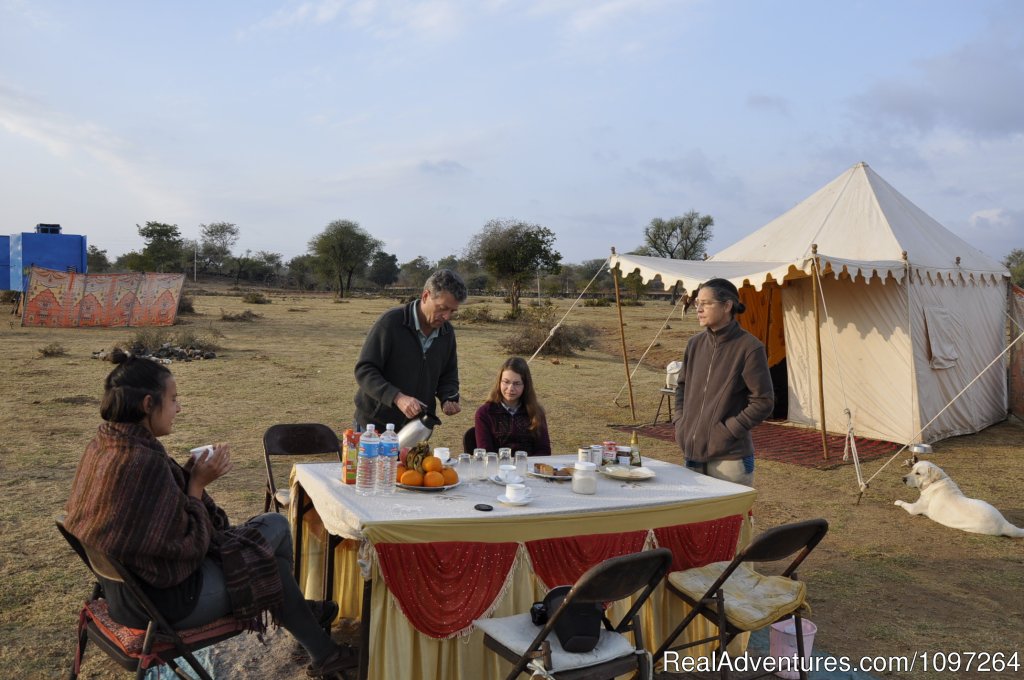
[639,211,714,260]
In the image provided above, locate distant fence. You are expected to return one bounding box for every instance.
[22,267,185,328]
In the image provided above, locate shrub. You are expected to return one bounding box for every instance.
[38,342,67,357]
[0,291,19,304]
[177,295,195,313]
[173,328,221,353]
[582,297,613,307]
[221,308,262,322]
[457,305,494,324]
[126,328,171,355]
[242,292,270,304]
[500,306,596,356]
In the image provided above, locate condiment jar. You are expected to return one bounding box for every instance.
[572,461,598,495]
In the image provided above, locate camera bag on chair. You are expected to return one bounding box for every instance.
[542,585,605,653]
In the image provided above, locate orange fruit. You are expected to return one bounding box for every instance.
[421,456,443,473]
[423,470,445,487]
[396,464,408,480]
[441,467,458,485]
[400,469,424,486]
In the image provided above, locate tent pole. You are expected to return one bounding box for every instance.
[610,247,637,421]
[812,245,829,459]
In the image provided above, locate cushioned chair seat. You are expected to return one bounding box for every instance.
[83,598,244,657]
[474,613,636,673]
[668,562,807,631]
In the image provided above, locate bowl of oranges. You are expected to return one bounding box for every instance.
[395,448,460,492]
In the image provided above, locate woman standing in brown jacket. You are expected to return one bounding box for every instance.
[673,278,774,486]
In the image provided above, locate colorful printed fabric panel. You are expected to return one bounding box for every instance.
[22,267,184,327]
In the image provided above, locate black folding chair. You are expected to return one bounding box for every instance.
[475,548,672,680]
[263,423,342,512]
[653,518,829,680]
[56,517,246,680]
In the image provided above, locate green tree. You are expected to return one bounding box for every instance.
[199,222,239,274]
[638,211,714,260]
[367,251,400,289]
[575,258,613,295]
[308,220,381,297]
[113,251,147,272]
[286,254,318,290]
[1005,248,1024,287]
[398,256,434,288]
[86,245,111,273]
[623,270,648,300]
[137,221,185,272]
[468,219,561,318]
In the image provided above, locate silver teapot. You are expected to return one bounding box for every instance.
[397,412,442,449]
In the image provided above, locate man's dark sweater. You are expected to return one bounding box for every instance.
[353,300,459,430]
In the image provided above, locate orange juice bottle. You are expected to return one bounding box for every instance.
[342,429,359,484]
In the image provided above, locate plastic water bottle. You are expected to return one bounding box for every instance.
[377,423,399,494]
[356,424,379,496]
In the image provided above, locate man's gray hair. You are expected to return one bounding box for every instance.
[424,269,468,302]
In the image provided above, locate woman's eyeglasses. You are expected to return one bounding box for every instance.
[500,380,524,389]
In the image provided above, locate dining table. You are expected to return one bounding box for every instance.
[288,455,756,680]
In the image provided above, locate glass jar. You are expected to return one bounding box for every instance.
[572,461,598,495]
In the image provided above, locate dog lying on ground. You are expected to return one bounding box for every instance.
[895,459,1024,537]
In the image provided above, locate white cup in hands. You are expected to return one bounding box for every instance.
[498,464,518,482]
[190,445,215,461]
[505,483,529,502]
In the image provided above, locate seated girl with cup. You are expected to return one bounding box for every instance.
[63,349,355,678]
[474,357,551,456]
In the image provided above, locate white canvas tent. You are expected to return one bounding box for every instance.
[612,162,1011,445]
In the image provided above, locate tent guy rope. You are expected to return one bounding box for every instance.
[527,257,610,365]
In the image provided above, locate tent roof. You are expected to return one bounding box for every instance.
[613,162,1008,291]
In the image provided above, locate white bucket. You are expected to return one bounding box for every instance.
[769,618,817,679]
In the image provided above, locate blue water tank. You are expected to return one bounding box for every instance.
[0,235,9,291]
[5,226,88,291]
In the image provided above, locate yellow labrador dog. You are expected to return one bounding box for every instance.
[896,459,1024,537]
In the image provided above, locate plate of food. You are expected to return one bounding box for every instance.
[528,462,575,480]
[599,465,656,481]
[396,480,461,493]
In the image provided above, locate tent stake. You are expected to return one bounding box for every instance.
[812,245,830,460]
[610,247,637,421]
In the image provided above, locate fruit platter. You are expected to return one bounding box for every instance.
[395,441,460,491]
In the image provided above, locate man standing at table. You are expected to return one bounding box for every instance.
[354,269,468,432]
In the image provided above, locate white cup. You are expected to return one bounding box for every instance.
[498,464,518,482]
[505,483,529,501]
[433,447,450,463]
[190,444,215,460]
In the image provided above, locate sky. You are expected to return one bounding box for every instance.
[1,0,1022,267]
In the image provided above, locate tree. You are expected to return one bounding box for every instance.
[639,211,714,260]
[87,245,111,273]
[398,256,434,288]
[367,251,400,289]
[137,221,185,272]
[199,222,239,273]
[1005,248,1024,287]
[286,254,318,290]
[308,220,381,297]
[468,219,561,317]
[113,251,147,272]
[248,251,283,284]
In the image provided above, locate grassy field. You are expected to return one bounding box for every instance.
[1,286,1022,679]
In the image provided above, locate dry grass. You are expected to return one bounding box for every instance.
[1,287,1022,679]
